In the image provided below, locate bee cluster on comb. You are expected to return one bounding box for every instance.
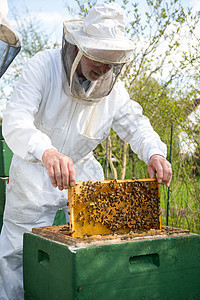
[68,179,161,238]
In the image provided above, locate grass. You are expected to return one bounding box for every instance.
[160,180,200,234]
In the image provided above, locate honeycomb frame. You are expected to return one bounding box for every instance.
[68,178,161,238]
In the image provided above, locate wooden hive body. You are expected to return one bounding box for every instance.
[23,228,200,300]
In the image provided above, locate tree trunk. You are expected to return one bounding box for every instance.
[108,135,118,179]
[120,140,128,179]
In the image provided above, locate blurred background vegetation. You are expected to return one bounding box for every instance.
[0,0,199,233]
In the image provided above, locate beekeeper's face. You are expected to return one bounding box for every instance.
[78,55,113,81]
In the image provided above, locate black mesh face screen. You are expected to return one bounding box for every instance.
[0,25,21,78]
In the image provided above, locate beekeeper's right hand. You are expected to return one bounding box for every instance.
[42,148,75,190]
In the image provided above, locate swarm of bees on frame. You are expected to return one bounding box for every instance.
[68,179,161,237]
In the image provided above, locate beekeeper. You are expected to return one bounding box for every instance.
[0,3,172,299]
[0,0,21,77]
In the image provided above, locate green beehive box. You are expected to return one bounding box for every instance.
[23,227,200,300]
[0,177,8,214]
[0,140,13,177]
[0,212,3,233]
[0,124,3,140]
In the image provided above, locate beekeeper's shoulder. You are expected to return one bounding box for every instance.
[113,78,130,101]
[25,48,61,72]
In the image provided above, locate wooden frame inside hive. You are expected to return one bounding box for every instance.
[68,179,161,238]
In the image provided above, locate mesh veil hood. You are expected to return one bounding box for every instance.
[61,37,124,103]
[61,3,134,102]
[0,0,21,78]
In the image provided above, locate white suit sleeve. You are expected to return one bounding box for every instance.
[112,82,167,164]
[2,53,55,162]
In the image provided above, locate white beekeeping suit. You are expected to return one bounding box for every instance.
[0,3,167,299]
[0,0,21,77]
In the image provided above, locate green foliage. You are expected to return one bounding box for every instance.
[14,9,51,56]
[160,176,200,233]
[0,8,59,103]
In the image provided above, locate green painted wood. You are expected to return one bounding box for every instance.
[0,140,13,176]
[23,233,200,300]
[23,234,75,300]
[52,209,67,226]
[24,291,37,300]
[0,124,3,140]
[0,177,8,214]
[0,212,3,233]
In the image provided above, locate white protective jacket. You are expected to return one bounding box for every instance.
[0,48,166,299]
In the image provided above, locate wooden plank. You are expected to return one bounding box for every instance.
[32,225,190,247]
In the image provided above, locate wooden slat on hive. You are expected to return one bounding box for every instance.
[31,225,190,248]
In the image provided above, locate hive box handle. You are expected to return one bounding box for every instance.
[38,249,50,268]
[129,253,160,273]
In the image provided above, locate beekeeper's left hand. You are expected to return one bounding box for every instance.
[148,154,172,187]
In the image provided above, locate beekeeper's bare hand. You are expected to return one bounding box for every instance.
[42,148,75,190]
[148,154,172,187]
